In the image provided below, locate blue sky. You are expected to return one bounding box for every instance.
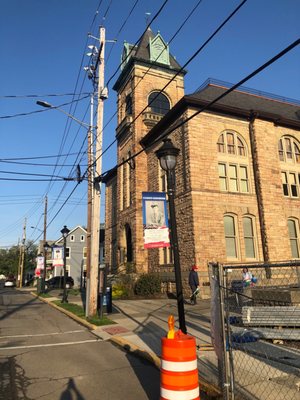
[0,0,299,247]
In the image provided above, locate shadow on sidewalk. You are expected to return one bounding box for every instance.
[59,378,85,400]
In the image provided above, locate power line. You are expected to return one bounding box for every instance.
[101,38,300,179]
[0,92,90,99]
[105,0,170,88]
[91,0,248,175]
[0,160,87,167]
[0,95,90,119]
[0,151,86,161]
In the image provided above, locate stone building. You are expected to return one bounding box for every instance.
[103,27,300,297]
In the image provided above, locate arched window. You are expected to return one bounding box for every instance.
[217,131,246,156]
[217,131,249,193]
[148,92,170,115]
[223,215,238,259]
[278,136,300,163]
[279,136,300,198]
[288,219,300,258]
[243,216,257,259]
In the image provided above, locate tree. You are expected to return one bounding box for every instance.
[0,241,37,277]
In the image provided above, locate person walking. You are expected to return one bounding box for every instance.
[189,265,199,305]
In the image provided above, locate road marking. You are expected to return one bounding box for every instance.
[0,339,99,351]
[0,330,85,339]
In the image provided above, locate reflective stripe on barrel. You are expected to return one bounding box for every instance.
[160,333,200,400]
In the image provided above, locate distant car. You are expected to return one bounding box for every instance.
[4,278,16,287]
[45,276,74,290]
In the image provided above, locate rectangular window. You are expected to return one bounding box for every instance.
[83,247,87,259]
[227,133,235,154]
[290,173,298,197]
[285,138,293,159]
[65,247,70,258]
[70,235,75,242]
[228,165,238,192]
[224,215,238,258]
[243,217,256,258]
[80,235,85,242]
[240,166,249,193]
[218,163,227,191]
[281,172,289,196]
[288,219,299,258]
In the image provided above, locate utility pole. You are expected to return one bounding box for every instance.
[19,218,27,288]
[88,26,106,316]
[85,94,94,316]
[42,195,48,291]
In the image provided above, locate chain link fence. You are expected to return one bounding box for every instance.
[209,261,300,400]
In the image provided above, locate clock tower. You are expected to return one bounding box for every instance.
[105,27,186,275]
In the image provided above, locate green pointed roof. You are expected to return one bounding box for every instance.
[113,27,185,91]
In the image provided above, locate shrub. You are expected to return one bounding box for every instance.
[134,273,161,296]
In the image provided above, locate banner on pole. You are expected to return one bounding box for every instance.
[52,246,64,267]
[142,192,170,249]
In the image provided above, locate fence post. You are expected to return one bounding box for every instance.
[217,263,231,400]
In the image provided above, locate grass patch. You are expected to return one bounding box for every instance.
[52,301,115,326]
[34,291,52,298]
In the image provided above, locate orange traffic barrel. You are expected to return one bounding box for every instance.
[161,317,200,400]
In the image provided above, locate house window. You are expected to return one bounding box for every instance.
[83,247,87,259]
[288,219,300,258]
[218,163,249,193]
[65,247,70,258]
[66,265,70,276]
[224,215,238,259]
[159,247,173,265]
[70,235,75,242]
[278,136,300,164]
[281,171,299,198]
[217,131,246,156]
[148,92,170,115]
[80,235,85,242]
[217,131,249,193]
[125,94,132,115]
[243,217,256,259]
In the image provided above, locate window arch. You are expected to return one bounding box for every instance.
[279,136,300,198]
[243,216,257,259]
[148,92,170,115]
[217,131,249,193]
[288,218,300,258]
[223,214,239,259]
[278,136,300,164]
[217,131,246,156]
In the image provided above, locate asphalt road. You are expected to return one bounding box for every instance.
[0,286,160,400]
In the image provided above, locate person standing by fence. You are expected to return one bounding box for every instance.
[189,265,199,305]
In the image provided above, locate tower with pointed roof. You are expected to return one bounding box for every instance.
[105,27,185,274]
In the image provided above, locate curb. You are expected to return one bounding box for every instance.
[30,292,221,398]
[30,292,97,330]
[109,335,161,369]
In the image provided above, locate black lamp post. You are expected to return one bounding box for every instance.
[156,138,187,334]
[61,225,70,303]
[43,241,50,293]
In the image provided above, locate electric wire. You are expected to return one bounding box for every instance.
[105,0,170,88]
[90,0,248,176]
[105,0,141,65]
[0,95,90,120]
[0,92,90,99]
[101,38,300,179]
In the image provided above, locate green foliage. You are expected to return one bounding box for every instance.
[112,283,129,299]
[134,273,162,296]
[0,241,37,276]
[52,301,115,326]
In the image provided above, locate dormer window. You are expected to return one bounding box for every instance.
[148,92,170,115]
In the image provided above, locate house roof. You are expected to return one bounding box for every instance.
[140,79,300,148]
[113,27,185,91]
[55,225,87,245]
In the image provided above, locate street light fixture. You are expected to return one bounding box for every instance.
[156,138,187,334]
[43,242,50,293]
[36,101,91,129]
[60,225,70,303]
